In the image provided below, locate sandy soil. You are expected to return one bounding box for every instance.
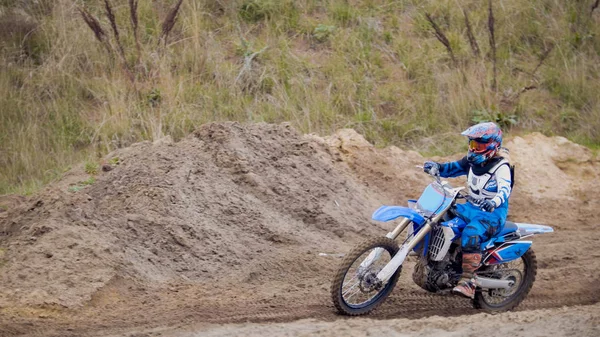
[0,122,598,337]
[169,303,600,337]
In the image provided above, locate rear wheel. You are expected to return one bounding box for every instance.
[330,237,401,316]
[473,248,537,312]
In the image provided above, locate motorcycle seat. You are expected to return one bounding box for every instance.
[498,220,518,236]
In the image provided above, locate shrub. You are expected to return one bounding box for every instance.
[313,24,335,42]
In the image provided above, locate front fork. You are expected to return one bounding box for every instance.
[362,212,444,285]
[359,218,412,271]
[388,206,451,281]
[359,213,442,285]
[376,222,432,283]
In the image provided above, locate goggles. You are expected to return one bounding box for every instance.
[468,139,491,153]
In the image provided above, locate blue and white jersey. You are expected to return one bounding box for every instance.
[439,156,512,207]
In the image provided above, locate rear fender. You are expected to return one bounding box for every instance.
[372,206,426,224]
[515,223,554,235]
[483,241,532,265]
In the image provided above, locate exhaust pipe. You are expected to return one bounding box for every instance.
[473,276,514,289]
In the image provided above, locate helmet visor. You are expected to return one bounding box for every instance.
[468,139,490,153]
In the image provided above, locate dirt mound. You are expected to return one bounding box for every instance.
[0,123,385,308]
[0,123,599,337]
[506,133,600,223]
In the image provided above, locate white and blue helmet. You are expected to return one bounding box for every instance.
[461,122,503,164]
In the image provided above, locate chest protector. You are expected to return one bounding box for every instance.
[467,158,509,201]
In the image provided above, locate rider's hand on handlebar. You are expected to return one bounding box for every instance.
[480,199,497,212]
[423,161,440,176]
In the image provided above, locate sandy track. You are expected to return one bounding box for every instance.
[1,123,599,337]
[168,303,600,337]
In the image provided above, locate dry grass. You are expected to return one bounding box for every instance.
[1,0,599,194]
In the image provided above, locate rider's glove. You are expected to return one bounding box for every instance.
[480,199,497,212]
[423,161,440,175]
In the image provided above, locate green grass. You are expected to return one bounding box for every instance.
[68,176,96,193]
[0,0,599,195]
[84,161,99,175]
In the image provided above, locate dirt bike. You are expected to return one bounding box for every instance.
[330,169,553,315]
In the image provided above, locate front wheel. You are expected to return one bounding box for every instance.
[473,248,537,312]
[330,237,401,316]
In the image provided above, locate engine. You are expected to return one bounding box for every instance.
[412,227,463,292]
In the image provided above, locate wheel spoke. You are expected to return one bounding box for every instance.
[342,273,359,288]
[340,247,393,306]
[331,237,403,315]
[479,253,529,307]
[344,287,363,300]
[342,280,360,297]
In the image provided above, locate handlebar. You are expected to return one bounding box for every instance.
[415,165,442,184]
[417,165,488,210]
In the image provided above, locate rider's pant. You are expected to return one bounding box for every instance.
[455,202,508,253]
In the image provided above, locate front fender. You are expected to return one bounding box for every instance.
[372,206,426,224]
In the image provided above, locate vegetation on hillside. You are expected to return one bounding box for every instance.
[1,0,599,194]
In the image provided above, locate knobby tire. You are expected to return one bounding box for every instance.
[330,237,402,316]
[473,248,537,312]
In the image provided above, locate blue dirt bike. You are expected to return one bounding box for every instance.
[330,169,553,315]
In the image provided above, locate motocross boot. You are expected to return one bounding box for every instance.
[453,252,482,299]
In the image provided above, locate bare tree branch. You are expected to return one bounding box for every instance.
[104,0,134,82]
[520,85,537,93]
[78,7,112,56]
[463,9,480,57]
[530,44,554,79]
[425,13,457,64]
[425,13,468,83]
[129,0,141,65]
[506,46,553,105]
[104,0,126,61]
[487,0,497,92]
[161,0,184,45]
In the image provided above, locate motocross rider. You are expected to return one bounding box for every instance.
[423,122,512,299]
